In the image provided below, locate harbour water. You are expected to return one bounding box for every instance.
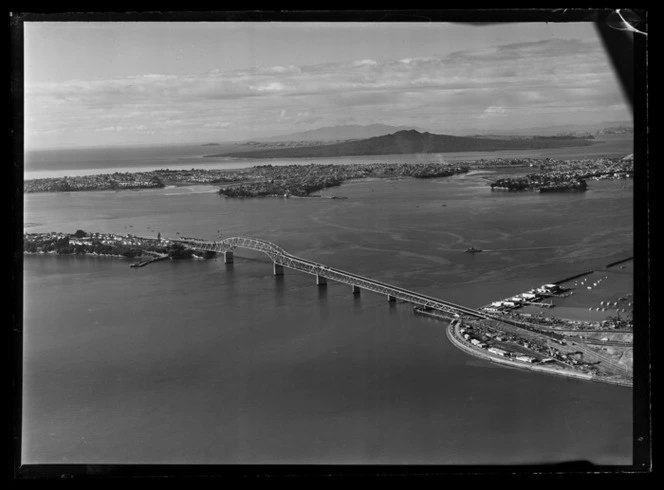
[22,170,633,465]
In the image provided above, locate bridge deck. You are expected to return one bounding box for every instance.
[175,237,486,319]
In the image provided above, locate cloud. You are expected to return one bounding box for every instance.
[96,124,154,132]
[479,106,508,119]
[26,39,612,108]
[254,82,286,93]
[326,91,395,107]
[25,37,629,147]
[484,106,507,114]
[352,59,378,67]
[203,121,232,128]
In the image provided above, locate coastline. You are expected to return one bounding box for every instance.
[445,319,632,387]
[24,156,632,195]
[23,250,127,259]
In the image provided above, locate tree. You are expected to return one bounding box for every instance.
[73,229,87,238]
[55,236,70,249]
[167,243,192,259]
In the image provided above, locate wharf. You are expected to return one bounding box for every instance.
[522,301,554,308]
[606,256,633,268]
[553,270,594,285]
[130,255,169,268]
[414,306,456,321]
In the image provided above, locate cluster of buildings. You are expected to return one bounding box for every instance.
[535,157,632,172]
[460,322,598,373]
[219,162,469,197]
[150,169,245,185]
[460,325,542,364]
[490,173,587,192]
[489,157,633,192]
[25,163,469,196]
[482,283,563,313]
[468,157,543,167]
[23,231,170,255]
[534,157,634,181]
[24,173,165,193]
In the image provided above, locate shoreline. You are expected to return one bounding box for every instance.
[24,157,633,195]
[23,251,127,259]
[445,320,632,387]
[23,243,634,388]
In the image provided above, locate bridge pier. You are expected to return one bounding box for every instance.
[273,263,284,276]
[387,295,397,302]
[316,274,327,286]
[351,285,360,295]
[223,251,234,264]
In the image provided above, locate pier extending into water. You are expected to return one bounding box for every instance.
[606,256,634,268]
[553,270,595,284]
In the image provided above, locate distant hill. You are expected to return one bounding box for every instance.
[253,124,423,142]
[458,121,633,137]
[208,130,596,159]
[469,133,595,140]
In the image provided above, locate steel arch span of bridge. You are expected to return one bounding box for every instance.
[173,236,487,319]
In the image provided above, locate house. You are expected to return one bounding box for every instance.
[488,347,508,356]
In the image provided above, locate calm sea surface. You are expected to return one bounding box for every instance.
[22,169,633,465]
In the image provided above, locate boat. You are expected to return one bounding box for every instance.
[465,247,483,253]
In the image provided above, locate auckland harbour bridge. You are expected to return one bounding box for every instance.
[169,236,631,375]
[173,236,489,319]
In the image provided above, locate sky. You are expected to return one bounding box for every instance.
[24,21,632,150]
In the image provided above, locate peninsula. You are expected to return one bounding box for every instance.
[440,267,634,387]
[24,157,633,196]
[489,157,633,192]
[216,162,468,197]
[23,230,215,265]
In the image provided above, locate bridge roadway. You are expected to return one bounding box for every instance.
[174,237,632,373]
[174,236,487,319]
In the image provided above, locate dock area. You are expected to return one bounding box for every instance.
[130,255,169,268]
[480,282,567,313]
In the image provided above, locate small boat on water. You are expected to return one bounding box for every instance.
[465,247,483,254]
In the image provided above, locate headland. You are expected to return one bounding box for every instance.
[24,157,633,197]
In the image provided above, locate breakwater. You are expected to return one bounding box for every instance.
[553,270,595,285]
[606,257,634,268]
